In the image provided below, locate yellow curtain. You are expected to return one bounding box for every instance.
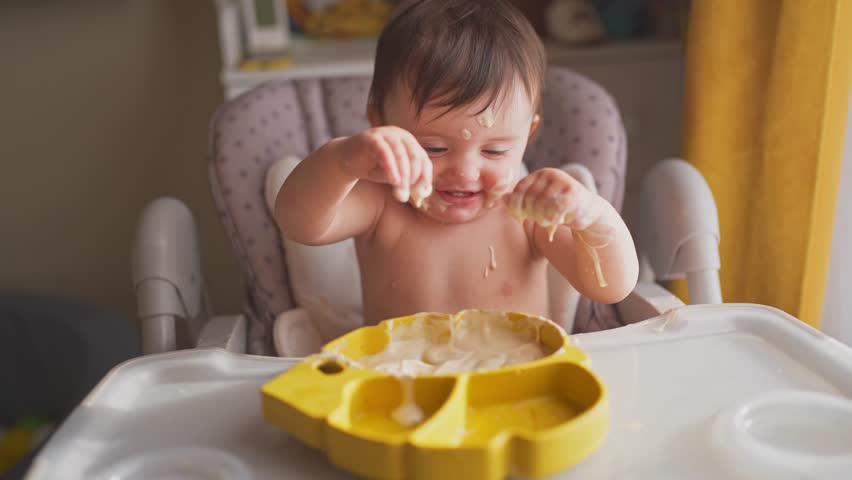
[680,0,852,327]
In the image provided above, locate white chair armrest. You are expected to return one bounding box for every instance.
[617,282,685,325]
[273,308,324,357]
[639,158,722,304]
[197,315,247,353]
[132,197,208,354]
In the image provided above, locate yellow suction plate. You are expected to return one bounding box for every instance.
[262,310,609,480]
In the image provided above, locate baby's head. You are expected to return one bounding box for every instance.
[367,0,546,223]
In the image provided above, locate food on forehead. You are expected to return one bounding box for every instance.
[476,109,495,128]
[461,128,472,140]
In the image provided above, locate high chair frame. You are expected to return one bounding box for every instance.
[132,69,721,356]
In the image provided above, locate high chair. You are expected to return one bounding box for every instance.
[132,67,722,356]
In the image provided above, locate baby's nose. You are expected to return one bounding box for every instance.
[452,163,480,181]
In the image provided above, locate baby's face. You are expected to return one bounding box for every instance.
[379,82,539,224]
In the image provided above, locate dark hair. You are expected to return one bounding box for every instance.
[368,0,546,118]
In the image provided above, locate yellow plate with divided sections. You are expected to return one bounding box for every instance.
[261,311,609,480]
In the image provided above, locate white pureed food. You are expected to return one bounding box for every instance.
[408,181,433,208]
[505,199,613,288]
[354,310,557,376]
[339,310,563,427]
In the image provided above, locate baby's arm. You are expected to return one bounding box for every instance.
[507,168,638,304]
[275,127,432,245]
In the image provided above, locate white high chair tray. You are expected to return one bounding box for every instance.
[27,304,852,480]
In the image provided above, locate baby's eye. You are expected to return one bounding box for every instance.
[424,147,448,155]
[483,149,509,157]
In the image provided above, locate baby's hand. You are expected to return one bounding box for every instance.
[505,168,612,244]
[339,126,433,204]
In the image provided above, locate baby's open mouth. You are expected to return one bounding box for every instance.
[443,191,476,198]
[437,190,482,205]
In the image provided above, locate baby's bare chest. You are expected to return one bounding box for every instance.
[356,212,548,317]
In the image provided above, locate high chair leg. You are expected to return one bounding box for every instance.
[133,197,208,354]
[141,314,177,354]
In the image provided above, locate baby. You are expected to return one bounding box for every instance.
[275,0,638,326]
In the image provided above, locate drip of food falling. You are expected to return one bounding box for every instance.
[483,245,499,279]
[391,375,424,427]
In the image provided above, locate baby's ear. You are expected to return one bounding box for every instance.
[529,114,541,137]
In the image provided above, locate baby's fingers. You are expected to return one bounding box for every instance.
[562,191,601,230]
[388,136,412,202]
[420,153,434,189]
[534,184,572,224]
[364,133,401,185]
[511,172,538,196]
[503,174,532,209]
[403,136,424,186]
[402,135,433,203]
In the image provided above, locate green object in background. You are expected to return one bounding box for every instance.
[254,0,278,26]
[595,0,647,39]
[0,417,53,474]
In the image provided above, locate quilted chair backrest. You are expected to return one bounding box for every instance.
[208,67,626,355]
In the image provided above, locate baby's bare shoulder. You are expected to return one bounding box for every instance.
[360,186,417,247]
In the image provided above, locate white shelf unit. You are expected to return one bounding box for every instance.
[215,1,681,99]
[218,36,681,100]
[221,36,377,98]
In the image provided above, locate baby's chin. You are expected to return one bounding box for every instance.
[426,208,482,224]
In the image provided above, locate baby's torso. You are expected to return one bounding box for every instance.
[355,199,549,325]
